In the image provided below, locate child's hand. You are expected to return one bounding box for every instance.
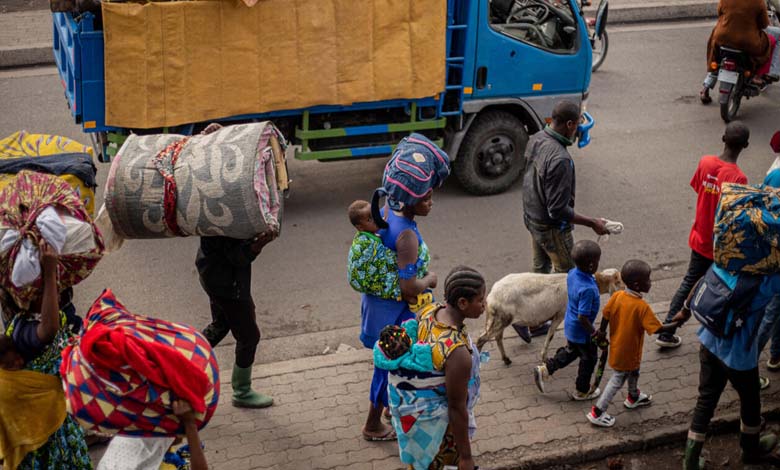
[172,399,196,425]
[591,330,609,349]
[427,272,438,289]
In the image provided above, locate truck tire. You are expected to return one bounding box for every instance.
[454,111,529,195]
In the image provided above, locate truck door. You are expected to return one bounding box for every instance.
[473,0,590,107]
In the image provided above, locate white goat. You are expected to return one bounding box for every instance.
[476,269,623,365]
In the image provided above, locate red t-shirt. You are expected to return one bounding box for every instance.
[688,155,747,259]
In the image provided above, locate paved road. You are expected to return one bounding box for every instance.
[1,21,780,369]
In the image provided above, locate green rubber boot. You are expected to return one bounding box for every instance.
[683,438,705,470]
[231,365,273,409]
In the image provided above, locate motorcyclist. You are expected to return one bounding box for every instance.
[700,0,780,104]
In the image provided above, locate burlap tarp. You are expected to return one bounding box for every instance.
[103,0,447,129]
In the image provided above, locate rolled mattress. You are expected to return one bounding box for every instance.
[105,122,284,239]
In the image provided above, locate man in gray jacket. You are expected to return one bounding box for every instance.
[514,100,609,341]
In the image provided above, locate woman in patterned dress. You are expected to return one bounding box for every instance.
[0,243,92,469]
[386,266,486,470]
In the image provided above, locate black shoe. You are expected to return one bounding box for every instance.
[511,323,532,344]
[656,333,682,348]
[700,87,712,105]
[530,321,551,337]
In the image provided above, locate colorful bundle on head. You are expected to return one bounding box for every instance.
[371,133,450,228]
[378,325,412,360]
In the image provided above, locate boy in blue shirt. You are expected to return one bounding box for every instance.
[534,240,605,400]
[674,265,780,469]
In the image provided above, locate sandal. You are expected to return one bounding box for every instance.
[362,427,397,442]
[700,87,712,105]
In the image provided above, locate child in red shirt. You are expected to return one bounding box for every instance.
[657,122,750,349]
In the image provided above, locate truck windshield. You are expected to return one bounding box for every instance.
[489,0,578,53]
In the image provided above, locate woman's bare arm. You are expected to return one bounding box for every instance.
[445,347,475,470]
[396,230,436,304]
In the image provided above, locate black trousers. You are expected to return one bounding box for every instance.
[691,346,762,452]
[202,295,261,368]
[664,250,713,333]
[545,340,598,394]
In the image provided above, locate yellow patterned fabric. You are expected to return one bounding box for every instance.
[417,304,472,371]
[0,131,96,215]
[0,369,67,470]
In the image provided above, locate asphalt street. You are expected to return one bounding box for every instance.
[1,20,779,367]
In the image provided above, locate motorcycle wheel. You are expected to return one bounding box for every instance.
[591,30,608,72]
[720,77,742,123]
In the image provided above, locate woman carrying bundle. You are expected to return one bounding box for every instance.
[0,242,92,469]
[360,134,449,442]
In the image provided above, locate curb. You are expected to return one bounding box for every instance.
[593,0,717,24]
[0,44,52,69]
[506,403,780,470]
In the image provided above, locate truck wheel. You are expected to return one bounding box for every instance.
[454,111,529,195]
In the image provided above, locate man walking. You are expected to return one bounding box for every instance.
[657,122,750,349]
[514,100,609,342]
[197,230,278,408]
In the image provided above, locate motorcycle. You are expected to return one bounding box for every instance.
[581,0,609,71]
[770,0,780,26]
[714,47,771,122]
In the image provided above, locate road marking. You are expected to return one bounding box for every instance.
[0,65,57,79]
[609,20,715,34]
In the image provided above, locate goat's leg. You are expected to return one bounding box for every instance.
[539,314,564,363]
[476,305,497,350]
[496,328,512,365]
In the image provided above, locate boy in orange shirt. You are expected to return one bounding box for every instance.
[586,260,679,427]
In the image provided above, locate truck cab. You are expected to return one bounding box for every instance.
[52,0,593,196]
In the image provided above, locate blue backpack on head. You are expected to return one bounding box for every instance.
[689,266,762,339]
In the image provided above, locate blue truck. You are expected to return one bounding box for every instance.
[53,0,598,195]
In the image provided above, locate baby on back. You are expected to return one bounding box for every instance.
[346,200,432,312]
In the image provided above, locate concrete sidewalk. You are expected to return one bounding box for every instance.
[119,301,780,470]
[0,0,718,69]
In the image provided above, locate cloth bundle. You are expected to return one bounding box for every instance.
[713,183,780,274]
[61,289,220,437]
[105,122,284,239]
[373,134,450,216]
[347,232,400,299]
[0,170,103,310]
[0,131,98,216]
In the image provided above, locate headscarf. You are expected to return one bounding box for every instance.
[371,134,450,227]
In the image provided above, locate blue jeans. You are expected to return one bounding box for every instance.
[756,295,780,360]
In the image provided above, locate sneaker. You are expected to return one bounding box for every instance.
[760,376,771,390]
[767,355,780,371]
[586,408,616,427]
[534,364,548,393]
[512,323,532,344]
[572,387,601,401]
[656,334,682,348]
[624,392,653,409]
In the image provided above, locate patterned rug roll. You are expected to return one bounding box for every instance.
[105,122,284,239]
[61,289,220,437]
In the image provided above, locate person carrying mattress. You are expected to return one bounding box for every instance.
[359,133,447,442]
